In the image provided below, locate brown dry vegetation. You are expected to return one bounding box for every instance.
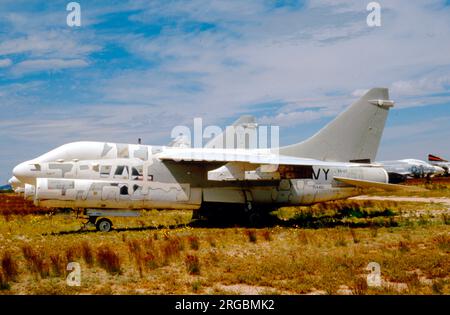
[0,186,449,295]
[367,177,450,198]
[0,194,54,216]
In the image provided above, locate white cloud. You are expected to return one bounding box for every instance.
[12,58,88,75]
[100,0,450,126]
[391,75,450,96]
[383,116,450,141]
[378,116,450,160]
[0,32,100,58]
[0,109,174,167]
[259,108,338,127]
[0,58,12,68]
[306,0,365,13]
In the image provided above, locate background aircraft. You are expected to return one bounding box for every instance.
[0,184,12,191]
[428,154,450,176]
[376,159,445,183]
[12,88,414,231]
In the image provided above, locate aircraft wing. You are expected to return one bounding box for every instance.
[156,148,416,183]
[156,148,359,167]
[157,148,375,181]
[334,177,423,191]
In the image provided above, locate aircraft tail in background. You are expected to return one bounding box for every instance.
[428,154,448,162]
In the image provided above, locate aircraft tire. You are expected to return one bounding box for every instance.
[96,218,113,232]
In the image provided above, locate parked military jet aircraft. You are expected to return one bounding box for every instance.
[428,154,450,176]
[375,159,445,183]
[12,88,412,231]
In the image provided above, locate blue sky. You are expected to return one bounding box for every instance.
[1,0,450,183]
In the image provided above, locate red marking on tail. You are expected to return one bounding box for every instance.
[428,154,448,162]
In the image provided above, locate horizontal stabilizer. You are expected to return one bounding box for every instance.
[334,177,424,191]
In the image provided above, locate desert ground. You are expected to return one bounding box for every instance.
[0,178,449,295]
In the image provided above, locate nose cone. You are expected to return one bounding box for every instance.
[12,162,36,185]
[13,163,27,179]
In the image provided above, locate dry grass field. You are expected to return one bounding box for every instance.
[0,178,449,295]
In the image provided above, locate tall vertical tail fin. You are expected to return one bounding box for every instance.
[279,88,393,162]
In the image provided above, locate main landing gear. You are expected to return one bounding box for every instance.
[192,202,276,227]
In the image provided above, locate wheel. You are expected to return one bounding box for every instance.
[96,218,113,232]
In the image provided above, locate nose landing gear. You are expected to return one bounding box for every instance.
[79,209,139,232]
[95,218,113,232]
[80,215,113,232]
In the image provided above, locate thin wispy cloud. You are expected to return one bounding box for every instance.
[0,59,12,68]
[12,58,89,75]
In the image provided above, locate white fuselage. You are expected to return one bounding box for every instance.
[12,141,389,210]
